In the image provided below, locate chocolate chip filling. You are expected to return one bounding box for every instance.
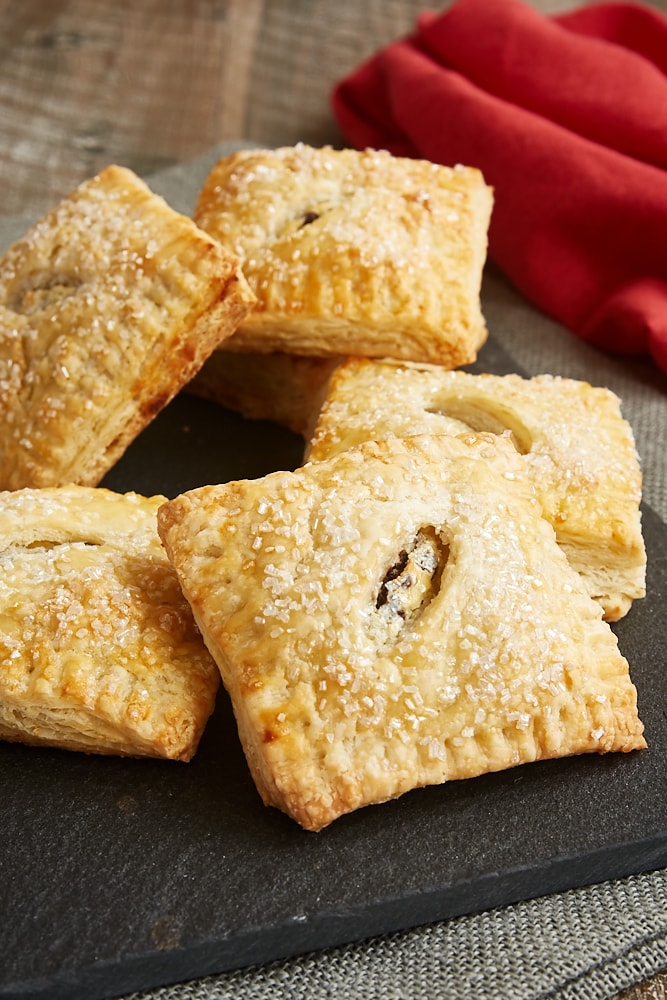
[299,210,320,227]
[277,201,338,238]
[376,527,448,639]
[376,549,411,611]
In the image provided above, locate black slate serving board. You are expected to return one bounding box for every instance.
[1,338,666,1000]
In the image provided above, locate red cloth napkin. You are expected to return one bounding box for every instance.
[332,0,667,374]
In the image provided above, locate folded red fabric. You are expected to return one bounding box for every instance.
[332,0,667,374]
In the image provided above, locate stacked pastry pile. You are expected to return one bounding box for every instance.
[0,146,647,830]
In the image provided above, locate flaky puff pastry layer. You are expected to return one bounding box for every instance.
[307,359,646,622]
[0,164,255,491]
[194,145,492,366]
[0,486,219,760]
[188,350,341,438]
[158,434,645,832]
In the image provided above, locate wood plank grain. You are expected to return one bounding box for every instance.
[0,0,436,217]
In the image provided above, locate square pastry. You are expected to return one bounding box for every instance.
[0,486,219,760]
[307,358,646,622]
[194,145,492,366]
[0,164,255,490]
[158,434,645,831]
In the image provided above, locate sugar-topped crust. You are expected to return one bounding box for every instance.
[158,434,645,831]
[307,358,646,622]
[0,486,219,760]
[0,164,255,490]
[194,145,492,366]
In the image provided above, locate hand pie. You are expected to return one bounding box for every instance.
[158,434,645,832]
[188,350,340,437]
[0,486,219,760]
[307,358,646,622]
[194,145,492,366]
[0,164,255,490]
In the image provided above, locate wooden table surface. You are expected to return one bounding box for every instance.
[0,2,665,999]
[0,0,443,218]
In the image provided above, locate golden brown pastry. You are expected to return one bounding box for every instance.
[0,485,219,760]
[194,145,492,366]
[0,164,256,491]
[158,433,645,832]
[188,349,340,437]
[307,358,646,622]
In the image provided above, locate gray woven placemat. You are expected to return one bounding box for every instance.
[2,144,666,1000]
[123,870,667,1000]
